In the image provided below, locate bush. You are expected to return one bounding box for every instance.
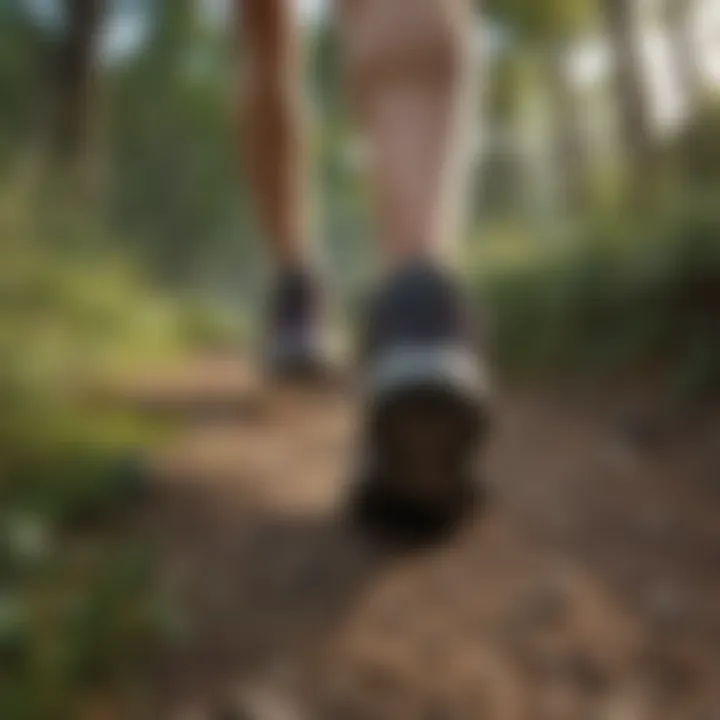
[475,198,720,394]
[672,101,720,187]
[0,179,187,717]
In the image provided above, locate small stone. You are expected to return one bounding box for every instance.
[644,582,687,629]
[616,413,668,453]
[595,692,646,720]
[565,649,612,696]
[229,683,301,720]
[508,580,571,634]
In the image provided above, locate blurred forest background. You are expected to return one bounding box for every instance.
[1,0,720,716]
[3,0,720,377]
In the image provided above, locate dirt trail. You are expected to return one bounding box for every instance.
[133,357,720,719]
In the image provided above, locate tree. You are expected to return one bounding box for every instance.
[485,0,598,209]
[546,43,590,208]
[109,0,255,286]
[600,0,655,193]
[665,0,703,115]
[50,0,107,182]
[0,3,47,164]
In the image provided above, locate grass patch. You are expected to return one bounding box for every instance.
[0,179,194,717]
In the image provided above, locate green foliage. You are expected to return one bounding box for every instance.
[0,3,45,163]
[475,198,720,394]
[0,536,164,719]
[485,0,597,43]
[671,101,720,186]
[108,0,256,287]
[0,179,191,717]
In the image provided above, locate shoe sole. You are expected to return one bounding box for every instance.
[352,347,491,543]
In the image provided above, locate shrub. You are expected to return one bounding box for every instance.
[0,179,186,717]
[475,198,720,394]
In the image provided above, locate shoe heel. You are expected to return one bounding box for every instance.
[371,383,486,502]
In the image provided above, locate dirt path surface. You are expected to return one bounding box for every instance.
[134,358,720,719]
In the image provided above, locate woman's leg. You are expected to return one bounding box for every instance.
[337,0,488,538]
[237,0,326,377]
[336,0,475,267]
[236,0,309,269]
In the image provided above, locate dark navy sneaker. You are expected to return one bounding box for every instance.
[265,268,330,381]
[351,262,491,543]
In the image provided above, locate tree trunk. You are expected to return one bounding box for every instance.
[479,50,528,219]
[51,0,105,182]
[667,0,703,115]
[548,45,591,210]
[601,0,655,195]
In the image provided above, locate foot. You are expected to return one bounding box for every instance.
[265,268,330,382]
[351,262,491,543]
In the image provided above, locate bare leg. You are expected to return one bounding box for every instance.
[237,0,327,378]
[236,0,309,269]
[336,0,474,267]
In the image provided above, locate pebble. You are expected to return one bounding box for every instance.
[644,581,687,629]
[226,683,302,720]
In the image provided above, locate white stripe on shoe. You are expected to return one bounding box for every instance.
[366,344,489,400]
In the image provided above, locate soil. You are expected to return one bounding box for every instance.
[129,357,720,719]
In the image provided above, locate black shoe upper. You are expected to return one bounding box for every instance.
[266,267,326,375]
[362,261,478,362]
[269,267,321,336]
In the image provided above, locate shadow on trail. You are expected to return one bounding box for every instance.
[146,478,391,714]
